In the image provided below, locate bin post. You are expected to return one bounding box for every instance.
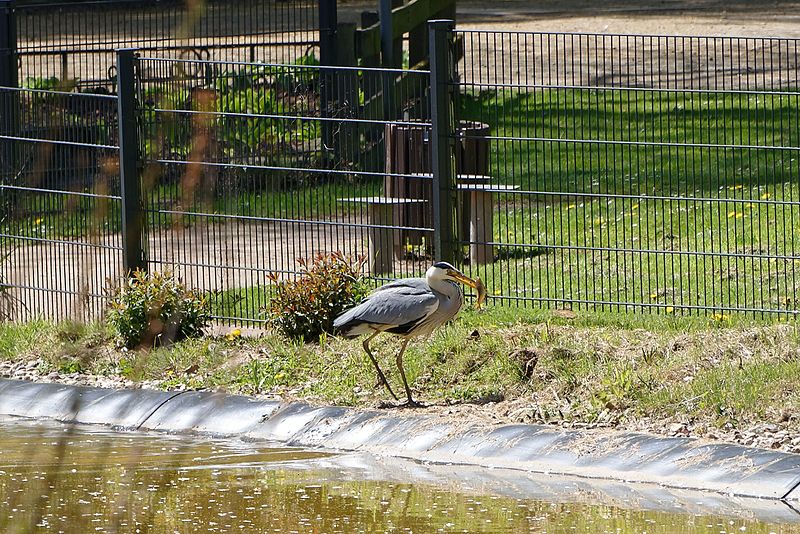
[116,48,146,274]
[429,20,457,264]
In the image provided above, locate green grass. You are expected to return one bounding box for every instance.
[455,88,800,314]
[2,309,799,433]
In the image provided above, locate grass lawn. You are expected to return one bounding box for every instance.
[457,87,800,315]
[2,307,799,435]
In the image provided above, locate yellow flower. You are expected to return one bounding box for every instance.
[631,203,639,210]
[665,306,674,313]
[566,204,577,209]
[225,329,242,341]
[34,218,43,225]
[744,203,754,209]
[760,192,771,200]
[650,293,658,299]
[727,184,743,190]
[711,313,729,322]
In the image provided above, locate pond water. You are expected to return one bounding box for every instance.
[0,417,798,533]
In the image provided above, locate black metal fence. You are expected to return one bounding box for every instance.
[0,85,122,321]
[133,55,434,323]
[12,0,321,89]
[4,22,800,324]
[454,30,800,315]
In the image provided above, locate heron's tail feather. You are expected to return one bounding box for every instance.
[333,306,369,338]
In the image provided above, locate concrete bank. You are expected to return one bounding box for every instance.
[1,378,800,508]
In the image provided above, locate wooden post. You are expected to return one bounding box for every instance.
[469,189,494,265]
[369,202,395,275]
[379,0,403,121]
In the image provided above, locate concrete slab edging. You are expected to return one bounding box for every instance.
[1,378,799,502]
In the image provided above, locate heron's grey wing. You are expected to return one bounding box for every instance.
[334,279,438,335]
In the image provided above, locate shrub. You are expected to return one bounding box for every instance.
[107,270,209,349]
[267,253,368,342]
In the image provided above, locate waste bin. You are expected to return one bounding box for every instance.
[384,120,490,258]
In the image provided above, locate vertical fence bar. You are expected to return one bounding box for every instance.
[429,19,457,264]
[380,0,402,121]
[116,48,146,274]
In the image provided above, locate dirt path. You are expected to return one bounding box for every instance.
[454,0,800,37]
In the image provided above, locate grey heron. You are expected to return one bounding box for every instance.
[333,261,484,406]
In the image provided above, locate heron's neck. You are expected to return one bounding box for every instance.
[427,277,462,300]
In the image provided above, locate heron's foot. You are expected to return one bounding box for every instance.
[400,397,425,409]
[376,398,426,409]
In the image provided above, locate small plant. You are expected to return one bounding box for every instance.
[267,252,368,342]
[107,270,209,349]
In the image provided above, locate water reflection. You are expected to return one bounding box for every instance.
[0,417,797,533]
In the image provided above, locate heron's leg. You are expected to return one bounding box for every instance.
[363,332,398,401]
[394,338,420,407]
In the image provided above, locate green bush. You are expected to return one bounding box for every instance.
[267,252,368,342]
[107,270,209,349]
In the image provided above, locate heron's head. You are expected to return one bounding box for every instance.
[426,262,479,289]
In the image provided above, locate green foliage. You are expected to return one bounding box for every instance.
[140,53,322,191]
[267,253,368,342]
[107,270,209,349]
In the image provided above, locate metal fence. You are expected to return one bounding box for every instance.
[12,0,321,89]
[133,55,434,323]
[454,30,800,315]
[4,23,800,324]
[1,49,437,323]
[0,85,122,321]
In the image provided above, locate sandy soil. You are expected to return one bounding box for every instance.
[454,0,800,37]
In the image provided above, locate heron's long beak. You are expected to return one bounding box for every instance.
[447,269,479,289]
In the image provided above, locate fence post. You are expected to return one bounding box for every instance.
[428,19,457,265]
[318,0,337,162]
[116,48,146,274]
[0,0,18,222]
[0,0,16,88]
